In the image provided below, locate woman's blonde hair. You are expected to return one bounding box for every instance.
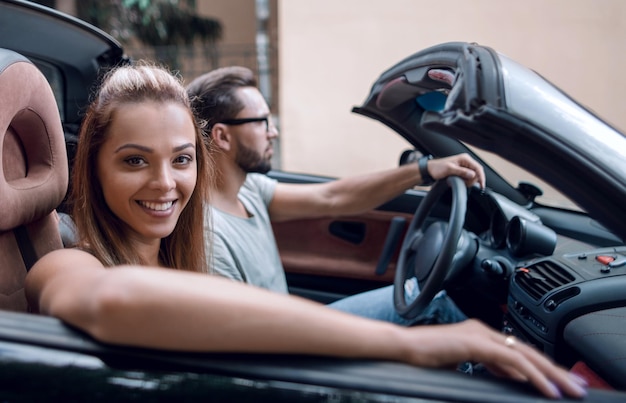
[71,62,213,272]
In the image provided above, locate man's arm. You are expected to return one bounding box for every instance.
[268,153,485,222]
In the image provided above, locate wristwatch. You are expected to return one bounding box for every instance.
[418,154,435,186]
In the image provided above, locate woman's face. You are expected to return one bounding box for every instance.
[97,101,198,245]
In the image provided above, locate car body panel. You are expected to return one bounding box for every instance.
[2,310,625,402]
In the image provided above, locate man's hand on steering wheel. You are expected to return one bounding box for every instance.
[426,153,486,189]
[394,153,485,320]
[394,176,470,319]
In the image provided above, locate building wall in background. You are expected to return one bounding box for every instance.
[194,0,279,113]
[54,0,278,110]
[278,0,626,179]
[196,0,256,45]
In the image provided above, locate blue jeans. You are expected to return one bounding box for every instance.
[327,278,466,326]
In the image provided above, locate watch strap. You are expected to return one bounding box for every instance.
[418,155,434,185]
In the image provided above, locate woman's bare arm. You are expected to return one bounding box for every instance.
[25,248,586,399]
[26,249,403,356]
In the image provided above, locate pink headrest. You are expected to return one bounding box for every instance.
[0,49,68,231]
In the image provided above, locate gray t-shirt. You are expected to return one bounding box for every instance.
[207,173,288,294]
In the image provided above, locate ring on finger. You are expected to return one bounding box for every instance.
[504,335,516,348]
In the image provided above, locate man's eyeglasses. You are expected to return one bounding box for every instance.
[220,117,269,132]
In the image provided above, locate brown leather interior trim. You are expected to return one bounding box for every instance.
[273,210,413,283]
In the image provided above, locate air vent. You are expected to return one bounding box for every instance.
[514,260,575,300]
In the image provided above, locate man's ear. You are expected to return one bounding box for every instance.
[211,123,232,151]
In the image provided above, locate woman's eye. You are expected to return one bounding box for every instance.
[174,155,193,165]
[124,156,146,166]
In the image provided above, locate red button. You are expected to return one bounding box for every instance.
[596,255,615,265]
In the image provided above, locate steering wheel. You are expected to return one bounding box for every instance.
[393,176,467,319]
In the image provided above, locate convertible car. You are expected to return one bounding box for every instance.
[1,0,625,401]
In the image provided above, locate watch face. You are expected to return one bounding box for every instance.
[399,149,423,165]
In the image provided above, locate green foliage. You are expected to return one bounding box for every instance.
[76,0,221,47]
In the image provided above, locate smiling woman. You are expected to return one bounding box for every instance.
[19,61,589,400]
[62,62,212,270]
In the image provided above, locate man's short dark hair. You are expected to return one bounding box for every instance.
[186,66,257,130]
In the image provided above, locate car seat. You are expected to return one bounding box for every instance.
[0,48,68,312]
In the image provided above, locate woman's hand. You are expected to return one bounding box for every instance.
[401,319,587,399]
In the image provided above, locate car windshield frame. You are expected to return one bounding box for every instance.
[500,54,626,181]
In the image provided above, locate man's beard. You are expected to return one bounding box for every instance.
[236,142,272,174]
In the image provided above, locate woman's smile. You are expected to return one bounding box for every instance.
[137,199,177,214]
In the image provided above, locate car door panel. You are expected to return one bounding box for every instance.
[268,170,424,301]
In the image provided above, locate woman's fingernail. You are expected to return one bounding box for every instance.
[547,382,562,399]
[570,373,588,387]
[570,381,588,397]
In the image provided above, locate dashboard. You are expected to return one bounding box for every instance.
[465,187,626,387]
[507,245,626,355]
